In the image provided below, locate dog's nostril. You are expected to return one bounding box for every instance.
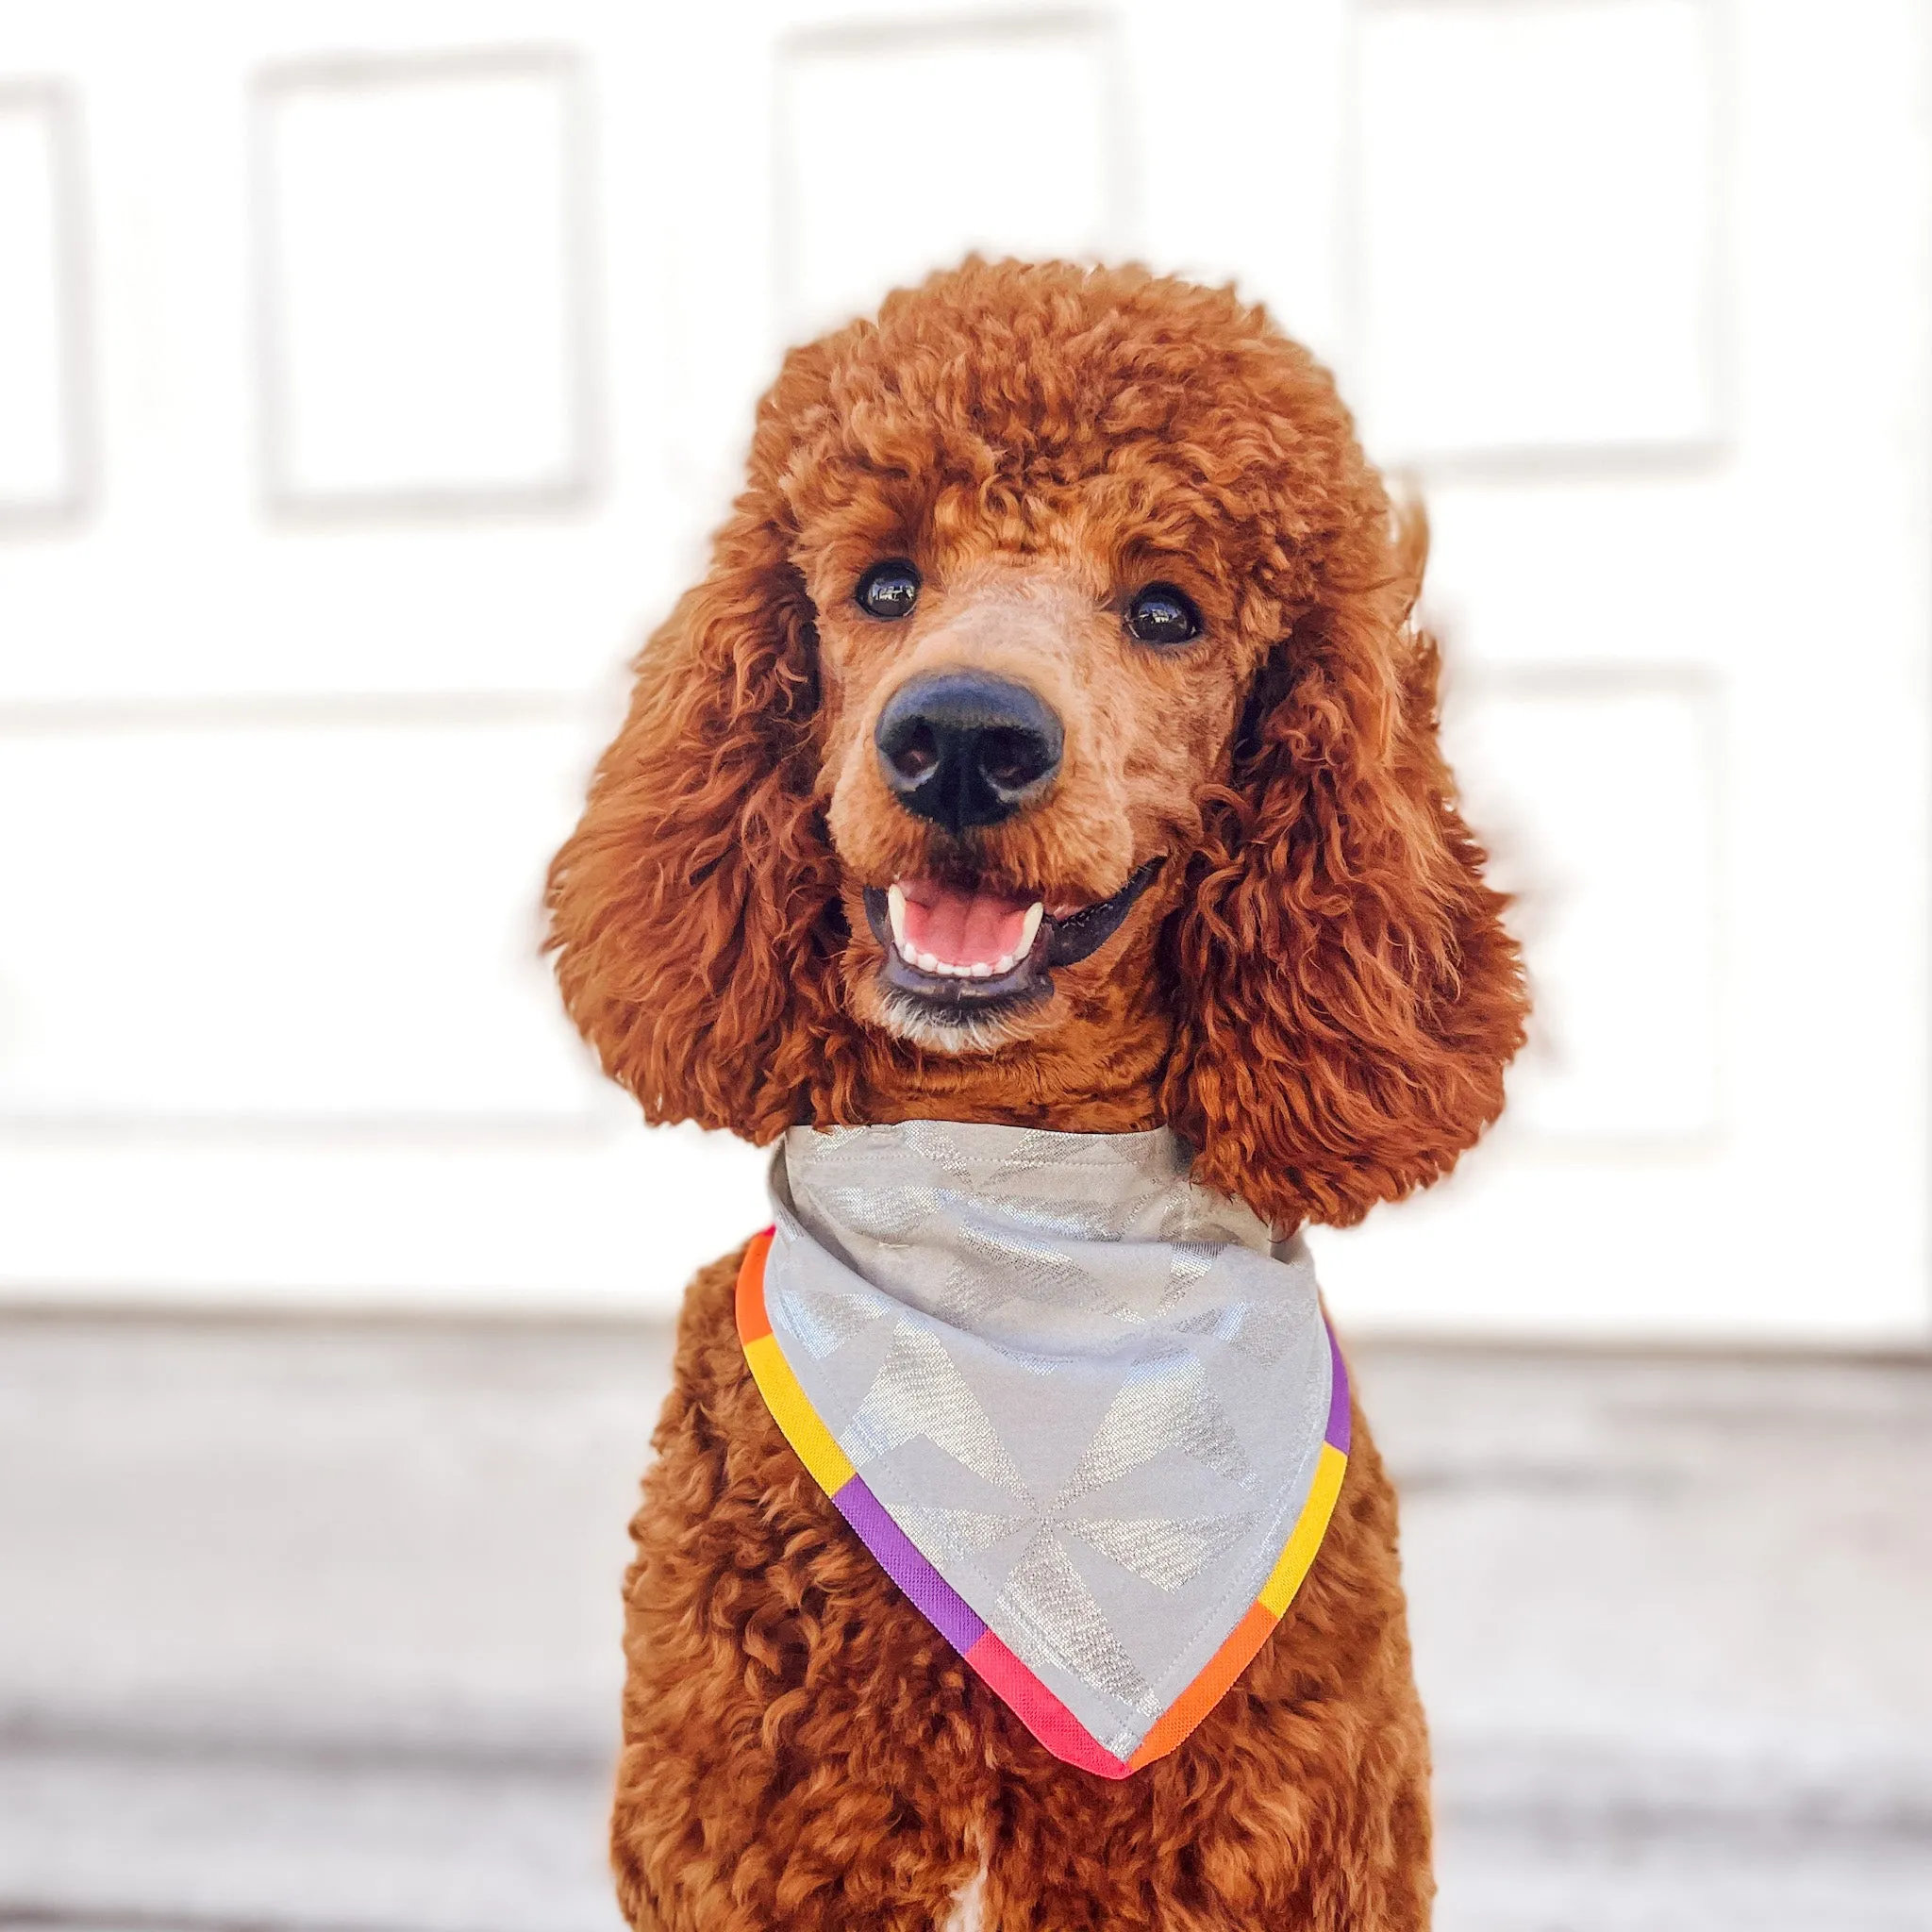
[977,726,1052,792]
[874,671,1064,835]
[887,721,940,782]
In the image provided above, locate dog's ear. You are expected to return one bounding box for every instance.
[546,484,841,1141]
[1160,506,1528,1230]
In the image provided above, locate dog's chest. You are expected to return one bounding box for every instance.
[941,1862,987,1931]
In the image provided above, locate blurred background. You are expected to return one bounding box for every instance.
[1,1,1928,1927]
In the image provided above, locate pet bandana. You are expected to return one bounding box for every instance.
[735,1120,1350,1777]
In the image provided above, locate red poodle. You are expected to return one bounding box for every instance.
[548,258,1526,1930]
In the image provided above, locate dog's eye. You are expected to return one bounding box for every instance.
[1124,583,1202,647]
[857,560,922,622]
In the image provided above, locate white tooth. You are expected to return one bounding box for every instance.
[1015,902,1044,960]
[993,954,1014,975]
[887,882,908,948]
[917,951,940,973]
[970,961,992,979]
[900,940,920,965]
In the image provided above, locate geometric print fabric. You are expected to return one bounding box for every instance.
[742,1122,1351,1774]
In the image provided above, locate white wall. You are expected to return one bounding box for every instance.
[1,0,1926,1339]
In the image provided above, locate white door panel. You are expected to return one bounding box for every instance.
[1,0,1925,1339]
[258,50,591,513]
[1356,0,1720,462]
[0,86,86,521]
[0,715,604,1120]
[777,17,1125,341]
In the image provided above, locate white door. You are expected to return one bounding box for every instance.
[3,0,1925,1341]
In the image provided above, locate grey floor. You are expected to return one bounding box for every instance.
[1,1313,1928,1931]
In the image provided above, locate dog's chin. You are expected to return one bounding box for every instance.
[854,859,1162,1056]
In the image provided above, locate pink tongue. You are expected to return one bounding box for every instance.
[902,880,1031,966]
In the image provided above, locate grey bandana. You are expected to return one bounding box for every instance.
[741,1121,1351,1776]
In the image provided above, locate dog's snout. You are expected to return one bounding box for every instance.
[874,671,1063,835]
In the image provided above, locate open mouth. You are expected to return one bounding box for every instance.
[861,859,1162,1013]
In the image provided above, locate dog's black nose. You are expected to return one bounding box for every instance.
[874,671,1063,834]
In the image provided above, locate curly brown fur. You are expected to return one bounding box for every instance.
[551,259,1527,1929]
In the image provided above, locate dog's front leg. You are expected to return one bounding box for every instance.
[610,1249,994,1931]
